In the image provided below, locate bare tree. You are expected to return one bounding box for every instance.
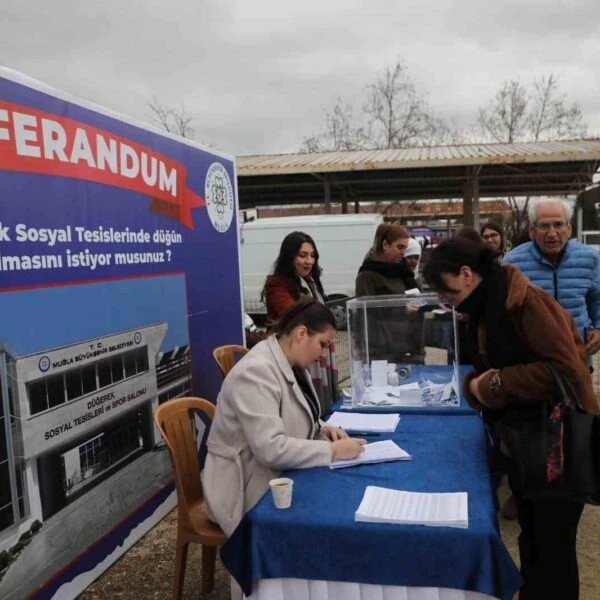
[478,76,586,144]
[363,61,436,148]
[148,96,195,139]
[527,74,586,141]
[478,80,529,143]
[301,59,453,152]
[477,75,587,244]
[301,98,366,152]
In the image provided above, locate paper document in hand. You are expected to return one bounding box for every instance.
[355,486,468,528]
[330,440,411,469]
[325,412,401,432]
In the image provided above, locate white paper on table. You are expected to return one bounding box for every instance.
[355,486,469,528]
[326,412,401,432]
[330,440,411,469]
[362,386,421,406]
[371,360,388,386]
[404,287,421,296]
[438,382,453,402]
[397,382,421,391]
[452,370,459,398]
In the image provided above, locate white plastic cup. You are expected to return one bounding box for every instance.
[269,477,294,509]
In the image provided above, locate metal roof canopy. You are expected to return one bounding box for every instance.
[236,140,600,227]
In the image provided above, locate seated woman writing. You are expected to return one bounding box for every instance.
[202,297,366,538]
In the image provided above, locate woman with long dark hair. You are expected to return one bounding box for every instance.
[262,231,336,411]
[423,237,599,600]
[480,221,506,256]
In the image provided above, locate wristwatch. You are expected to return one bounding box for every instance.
[490,372,502,394]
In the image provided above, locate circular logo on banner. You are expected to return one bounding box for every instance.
[39,356,51,372]
[205,162,234,233]
[134,331,142,345]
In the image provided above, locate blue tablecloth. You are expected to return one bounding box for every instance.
[221,413,521,599]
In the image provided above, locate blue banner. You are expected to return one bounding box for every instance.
[0,67,242,599]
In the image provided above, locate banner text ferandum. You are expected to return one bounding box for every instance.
[0,100,205,228]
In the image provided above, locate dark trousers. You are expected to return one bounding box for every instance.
[514,495,584,600]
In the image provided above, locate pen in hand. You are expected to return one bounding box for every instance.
[348,431,381,437]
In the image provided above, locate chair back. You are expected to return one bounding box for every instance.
[212,344,248,378]
[154,397,215,529]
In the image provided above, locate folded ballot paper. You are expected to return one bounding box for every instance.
[330,440,411,469]
[355,486,469,528]
[325,412,401,432]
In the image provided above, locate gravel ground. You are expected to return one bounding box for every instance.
[79,509,230,600]
[80,480,600,600]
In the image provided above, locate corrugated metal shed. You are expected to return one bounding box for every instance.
[237,140,600,175]
[257,199,510,220]
[235,140,600,217]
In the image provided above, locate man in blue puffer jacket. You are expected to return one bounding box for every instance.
[505,197,600,354]
[502,197,600,521]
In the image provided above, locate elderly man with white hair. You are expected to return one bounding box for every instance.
[505,197,600,355]
[500,197,600,523]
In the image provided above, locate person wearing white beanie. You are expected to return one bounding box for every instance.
[404,238,422,280]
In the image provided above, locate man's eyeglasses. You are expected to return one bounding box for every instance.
[534,221,569,232]
[482,232,500,240]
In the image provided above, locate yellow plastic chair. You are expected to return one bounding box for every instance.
[212,344,248,378]
[154,397,225,598]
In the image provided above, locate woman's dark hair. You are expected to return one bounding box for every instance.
[480,221,505,252]
[270,296,336,336]
[423,237,496,293]
[455,226,483,244]
[261,231,324,300]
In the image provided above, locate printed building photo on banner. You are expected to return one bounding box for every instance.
[0,67,243,600]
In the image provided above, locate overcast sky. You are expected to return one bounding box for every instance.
[2,0,600,157]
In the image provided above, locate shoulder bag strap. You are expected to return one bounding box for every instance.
[546,362,581,409]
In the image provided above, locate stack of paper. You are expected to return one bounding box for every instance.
[325,412,401,432]
[355,486,469,528]
[330,440,411,469]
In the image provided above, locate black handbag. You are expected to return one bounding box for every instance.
[500,363,600,503]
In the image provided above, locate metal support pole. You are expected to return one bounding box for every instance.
[324,179,332,215]
[472,168,480,231]
[462,167,473,227]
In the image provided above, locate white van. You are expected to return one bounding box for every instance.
[239,214,383,325]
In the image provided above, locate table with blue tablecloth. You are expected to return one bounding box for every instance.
[221,412,521,600]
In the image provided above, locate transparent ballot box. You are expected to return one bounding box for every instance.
[346,294,461,408]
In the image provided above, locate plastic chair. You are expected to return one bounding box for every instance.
[212,344,248,378]
[154,397,226,598]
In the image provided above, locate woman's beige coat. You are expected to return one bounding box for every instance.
[202,335,332,537]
